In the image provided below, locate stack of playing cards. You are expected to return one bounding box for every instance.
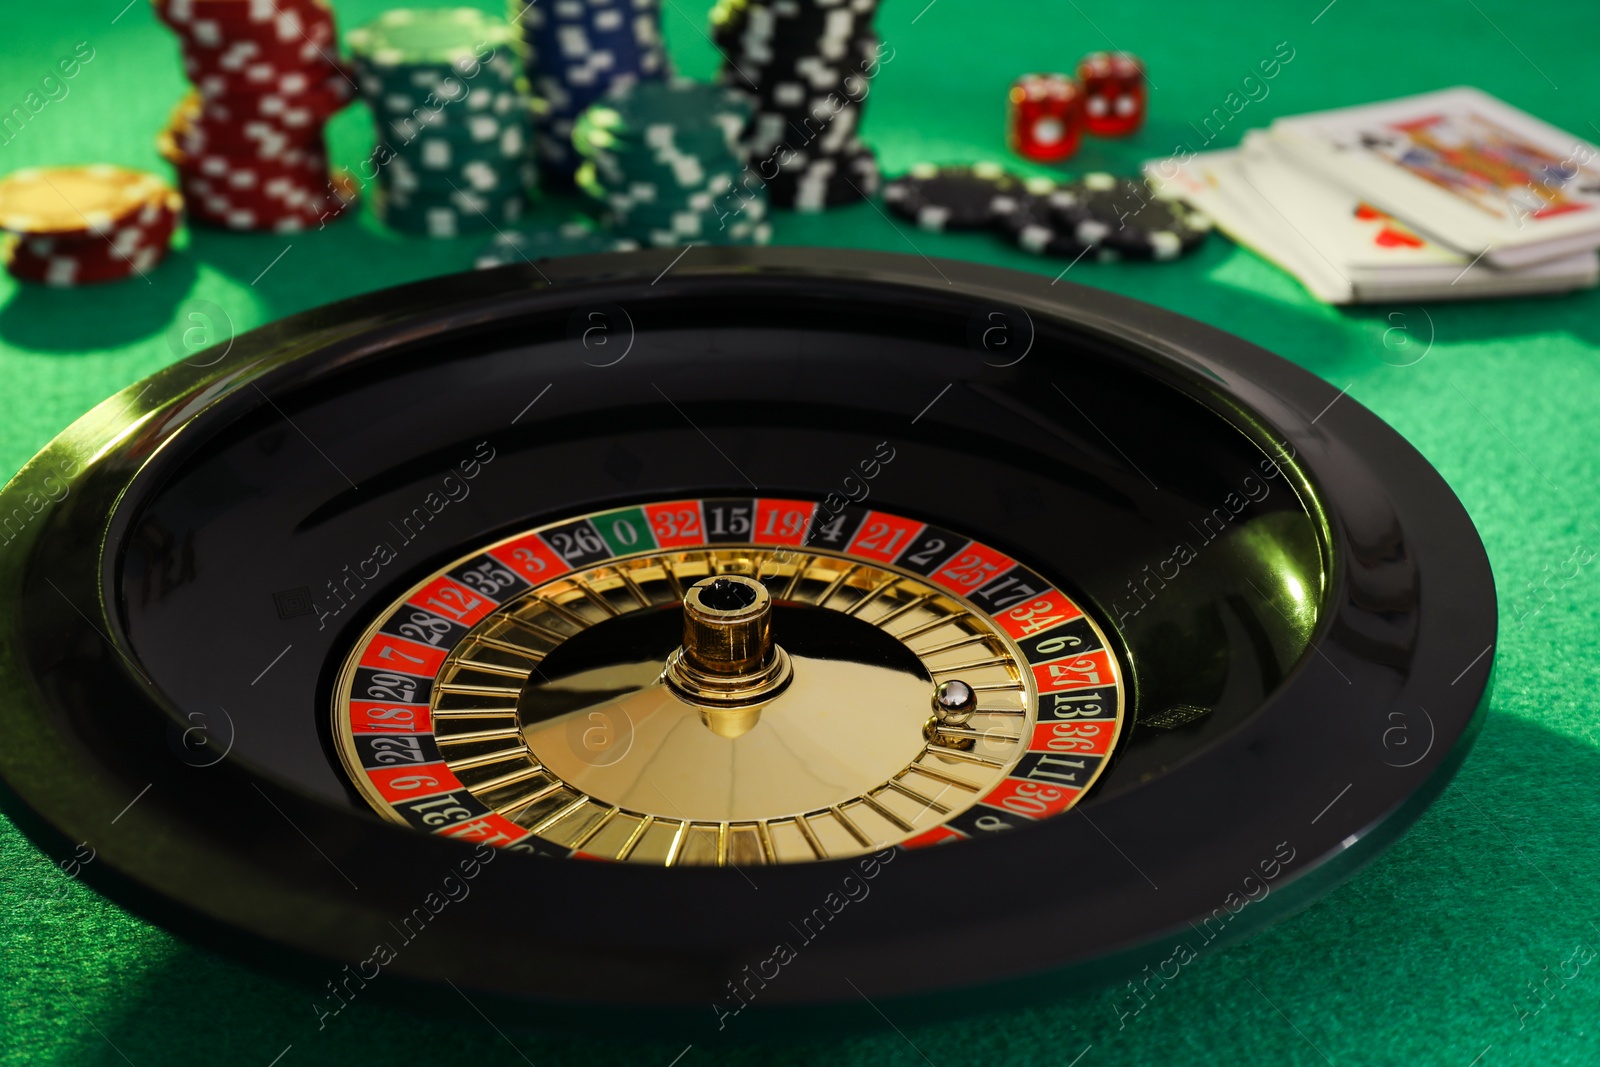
[1145,87,1600,303]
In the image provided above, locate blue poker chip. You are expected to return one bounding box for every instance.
[509,0,672,180]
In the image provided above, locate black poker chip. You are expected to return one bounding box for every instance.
[1049,172,1212,260]
[713,0,880,80]
[765,141,880,210]
[883,162,1023,231]
[714,0,884,209]
[745,91,866,157]
[995,177,1117,261]
[720,43,882,95]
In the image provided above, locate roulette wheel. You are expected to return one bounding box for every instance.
[0,247,1493,1032]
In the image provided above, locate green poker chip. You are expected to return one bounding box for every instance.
[615,217,771,249]
[474,221,642,268]
[347,8,518,70]
[373,186,527,238]
[584,152,730,194]
[379,114,533,155]
[379,155,535,199]
[353,56,522,103]
[351,8,538,239]
[609,189,765,225]
[579,79,754,135]
[571,78,769,251]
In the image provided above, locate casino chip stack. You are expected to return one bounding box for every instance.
[884,162,1022,231]
[153,0,356,232]
[572,79,771,248]
[885,162,1212,263]
[0,166,181,286]
[711,0,883,210]
[348,9,535,238]
[1018,172,1212,261]
[509,0,669,187]
[994,175,1113,260]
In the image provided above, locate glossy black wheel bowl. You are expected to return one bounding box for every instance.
[0,247,1494,1035]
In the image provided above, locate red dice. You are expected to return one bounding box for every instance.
[1007,73,1085,163]
[1077,52,1146,137]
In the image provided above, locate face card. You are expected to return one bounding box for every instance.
[1238,134,1464,268]
[1147,138,1599,303]
[1277,88,1600,231]
[1356,109,1600,223]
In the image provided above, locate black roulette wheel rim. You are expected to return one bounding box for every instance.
[0,246,1494,1030]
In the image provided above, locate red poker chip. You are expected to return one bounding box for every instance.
[145,10,351,232]
[184,173,353,232]
[194,79,351,130]
[16,213,182,266]
[165,6,335,40]
[15,193,181,254]
[175,28,338,75]
[178,173,330,206]
[152,0,330,19]
[170,17,335,57]
[179,166,325,197]
[189,77,351,122]
[180,110,330,142]
[9,235,176,284]
[6,253,155,287]
[179,149,329,181]
[188,91,344,125]
[151,0,352,235]
[176,134,308,164]
[185,202,338,232]
[175,136,326,165]
[184,201,299,232]
[153,0,335,36]
[186,62,343,98]
[180,47,340,88]
[179,170,332,213]
[5,197,181,286]
[175,122,329,162]
[163,0,342,96]
[183,107,321,133]
[174,147,328,183]
[163,25,332,62]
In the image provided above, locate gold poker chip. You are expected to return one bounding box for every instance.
[0,165,172,236]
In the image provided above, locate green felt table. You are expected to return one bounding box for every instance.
[4,1,1600,1064]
